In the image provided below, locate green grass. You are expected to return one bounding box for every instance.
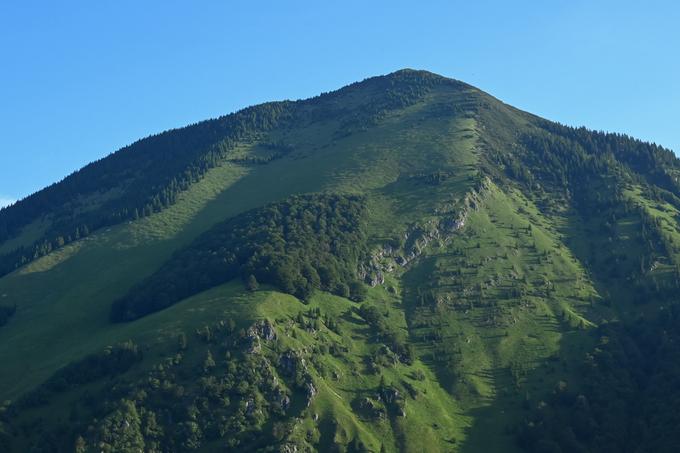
[0,163,250,399]
[398,180,600,452]
[251,286,470,452]
[3,77,679,452]
[0,83,479,403]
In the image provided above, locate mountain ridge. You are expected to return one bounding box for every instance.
[0,69,473,276]
[1,70,680,452]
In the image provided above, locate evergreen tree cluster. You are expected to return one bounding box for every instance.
[16,341,142,409]
[503,121,680,210]
[518,304,680,452]
[111,194,369,322]
[357,303,414,364]
[538,120,680,195]
[486,120,680,299]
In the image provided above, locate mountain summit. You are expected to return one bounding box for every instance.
[1,70,680,452]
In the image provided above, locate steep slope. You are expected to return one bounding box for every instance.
[1,69,679,452]
[0,70,465,276]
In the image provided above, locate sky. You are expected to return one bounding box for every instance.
[1,1,679,207]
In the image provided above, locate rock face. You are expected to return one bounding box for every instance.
[250,319,277,341]
[305,381,317,407]
[358,178,491,286]
[244,319,277,353]
[279,444,300,453]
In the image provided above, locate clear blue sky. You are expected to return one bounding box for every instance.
[1,1,678,206]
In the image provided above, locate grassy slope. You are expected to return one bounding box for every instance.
[0,82,477,402]
[254,286,470,452]
[0,163,248,398]
[3,76,676,451]
[398,180,600,452]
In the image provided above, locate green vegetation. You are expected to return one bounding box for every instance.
[518,304,680,452]
[0,102,294,276]
[2,286,469,452]
[0,70,452,278]
[111,194,370,321]
[1,69,680,452]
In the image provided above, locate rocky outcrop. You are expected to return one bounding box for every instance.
[250,319,277,341]
[359,178,492,285]
[244,319,277,353]
[279,443,300,453]
[280,394,291,412]
[379,387,407,417]
[270,386,291,414]
[305,380,317,407]
[381,387,400,404]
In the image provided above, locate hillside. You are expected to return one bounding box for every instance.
[1,69,680,452]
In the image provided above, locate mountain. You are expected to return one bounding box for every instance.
[1,69,680,452]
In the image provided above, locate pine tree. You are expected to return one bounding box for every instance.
[245,274,259,292]
[203,350,216,372]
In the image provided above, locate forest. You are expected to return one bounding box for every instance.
[482,116,680,300]
[111,194,370,321]
[517,303,680,452]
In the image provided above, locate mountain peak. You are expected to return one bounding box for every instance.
[3,70,680,453]
[364,67,461,87]
[386,67,443,77]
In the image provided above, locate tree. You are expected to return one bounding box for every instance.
[92,399,145,452]
[203,350,216,372]
[349,281,368,302]
[334,282,350,298]
[245,274,259,292]
[74,436,86,453]
[177,332,187,351]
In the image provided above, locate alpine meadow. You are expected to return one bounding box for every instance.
[2,69,680,452]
